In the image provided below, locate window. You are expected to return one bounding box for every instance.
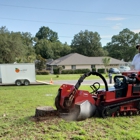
[71,65,76,70]
[91,65,95,68]
[62,65,65,69]
[46,64,51,70]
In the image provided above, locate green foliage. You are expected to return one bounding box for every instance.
[60,42,72,56]
[102,57,111,74]
[35,26,58,42]
[58,66,63,74]
[34,39,54,59]
[53,68,60,74]
[0,26,36,63]
[104,28,140,61]
[53,66,66,74]
[61,69,90,74]
[2,25,140,64]
[34,38,71,59]
[35,55,46,70]
[97,68,105,73]
[36,70,49,75]
[102,57,111,67]
[92,68,96,72]
[51,42,71,59]
[71,30,107,57]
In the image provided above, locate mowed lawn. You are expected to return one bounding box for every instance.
[0,75,140,139]
[36,73,110,81]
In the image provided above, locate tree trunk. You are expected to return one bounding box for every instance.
[35,106,58,117]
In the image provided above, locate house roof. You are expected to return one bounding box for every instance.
[48,53,126,66]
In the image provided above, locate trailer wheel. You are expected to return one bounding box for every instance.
[24,79,30,86]
[15,80,22,86]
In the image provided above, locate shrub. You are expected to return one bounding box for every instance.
[92,68,96,72]
[61,69,90,74]
[97,68,105,73]
[53,68,59,74]
[36,70,49,75]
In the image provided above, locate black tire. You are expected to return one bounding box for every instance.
[101,107,111,118]
[15,80,22,86]
[24,79,30,86]
[55,91,61,111]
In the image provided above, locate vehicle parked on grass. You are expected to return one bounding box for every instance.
[0,63,36,86]
[108,68,120,74]
[119,66,131,73]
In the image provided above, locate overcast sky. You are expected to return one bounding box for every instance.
[0,0,140,46]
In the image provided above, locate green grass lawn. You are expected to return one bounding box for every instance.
[36,73,110,81]
[0,84,140,140]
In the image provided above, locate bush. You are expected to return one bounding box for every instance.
[53,68,59,74]
[97,68,105,73]
[36,70,49,75]
[92,68,96,72]
[53,67,63,74]
[61,69,90,74]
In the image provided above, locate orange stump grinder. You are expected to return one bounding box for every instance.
[55,71,140,121]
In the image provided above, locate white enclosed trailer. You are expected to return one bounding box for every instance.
[0,63,36,86]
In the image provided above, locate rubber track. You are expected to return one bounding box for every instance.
[104,97,140,109]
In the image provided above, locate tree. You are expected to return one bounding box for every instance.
[0,30,25,63]
[71,30,107,56]
[35,55,46,70]
[0,26,36,63]
[34,26,72,59]
[35,26,58,42]
[60,43,71,56]
[51,42,71,59]
[34,39,54,59]
[102,57,111,74]
[34,39,71,59]
[20,32,36,63]
[0,26,9,33]
[104,28,140,62]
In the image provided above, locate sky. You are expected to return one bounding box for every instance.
[1,0,140,46]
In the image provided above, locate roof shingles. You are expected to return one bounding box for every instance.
[48,53,126,65]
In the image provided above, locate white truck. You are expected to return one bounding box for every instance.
[0,63,36,86]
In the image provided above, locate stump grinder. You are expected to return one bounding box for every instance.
[55,71,140,121]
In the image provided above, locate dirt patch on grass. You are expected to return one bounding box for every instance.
[30,115,60,122]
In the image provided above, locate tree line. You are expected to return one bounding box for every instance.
[0,26,140,65]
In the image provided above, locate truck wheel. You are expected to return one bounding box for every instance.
[24,79,30,86]
[15,80,21,86]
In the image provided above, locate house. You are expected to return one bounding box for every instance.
[47,53,127,73]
